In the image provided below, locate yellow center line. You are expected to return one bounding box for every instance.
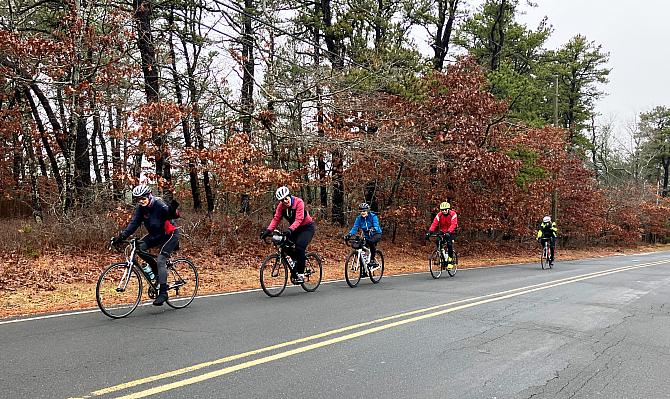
[69,260,668,399]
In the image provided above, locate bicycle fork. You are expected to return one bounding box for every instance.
[116,263,134,292]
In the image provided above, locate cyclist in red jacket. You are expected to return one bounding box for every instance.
[425,201,458,269]
[260,186,315,284]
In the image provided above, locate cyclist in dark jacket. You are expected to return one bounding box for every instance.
[345,203,382,271]
[260,186,315,284]
[113,185,179,306]
[536,215,557,265]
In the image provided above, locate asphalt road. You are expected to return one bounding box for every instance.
[2,251,670,399]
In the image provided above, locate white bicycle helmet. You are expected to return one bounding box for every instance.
[132,184,152,198]
[275,186,290,201]
[542,216,551,223]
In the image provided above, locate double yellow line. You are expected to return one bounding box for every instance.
[70,260,669,399]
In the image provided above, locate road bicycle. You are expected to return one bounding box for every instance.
[96,238,199,319]
[260,230,323,297]
[343,235,385,287]
[539,237,554,269]
[427,232,458,279]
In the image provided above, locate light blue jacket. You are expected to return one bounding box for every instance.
[348,212,382,238]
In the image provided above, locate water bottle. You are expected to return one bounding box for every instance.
[285,256,295,269]
[141,263,155,281]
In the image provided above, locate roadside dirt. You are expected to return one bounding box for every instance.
[2,243,667,319]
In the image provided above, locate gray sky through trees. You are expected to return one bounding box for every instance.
[517,0,670,133]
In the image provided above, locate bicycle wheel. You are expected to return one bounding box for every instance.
[260,254,288,297]
[301,253,323,292]
[369,250,384,284]
[447,252,458,277]
[166,259,199,309]
[96,263,143,319]
[429,250,442,279]
[344,251,362,287]
[541,246,547,270]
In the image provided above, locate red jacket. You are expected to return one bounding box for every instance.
[429,210,458,234]
[267,196,313,231]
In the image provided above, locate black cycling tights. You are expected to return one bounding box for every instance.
[140,230,180,285]
[286,223,315,275]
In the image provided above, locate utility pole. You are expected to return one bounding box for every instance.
[552,75,559,222]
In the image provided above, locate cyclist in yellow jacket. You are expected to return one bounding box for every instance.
[536,216,558,266]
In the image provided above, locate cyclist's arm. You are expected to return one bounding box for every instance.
[447,212,458,233]
[267,203,283,231]
[536,230,542,239]
[372,214,382,235]
[119,207,142,240]
[288,198,306,230]
[428,214,440,233]
[348,216,361,237]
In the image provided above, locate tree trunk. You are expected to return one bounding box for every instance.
[170,8,202,210]
[432,0,459,71]
[320,0,346,223]
[25,90,63,193]
[239,0,255,214]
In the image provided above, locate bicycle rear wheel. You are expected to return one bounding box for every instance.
[96,263,143,319]
[344,251,362,287]
[260,254,288,297]
[166,259,199,309]
[369,250,384,284]
[301,253,323,292]
[447,252,458,277]
[429,250,442,279]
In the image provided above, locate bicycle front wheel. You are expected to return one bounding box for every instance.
[344,251,362,287]
[166,259,199,309]
[301,253,323,292]
[447,252,458,277]
[369,250,384,284]
[260,254,288,297]
[541,247,548,270]
[96,263,143,319]
[429,250,442,279]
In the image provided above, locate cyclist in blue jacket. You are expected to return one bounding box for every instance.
[345,203,382,272]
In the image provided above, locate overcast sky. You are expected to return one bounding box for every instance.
[515,0,669,131]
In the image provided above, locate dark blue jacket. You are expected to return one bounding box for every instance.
[120,198,176,240]
[348,212,382,239]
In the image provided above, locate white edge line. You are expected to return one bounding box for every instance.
[2,250,667,325]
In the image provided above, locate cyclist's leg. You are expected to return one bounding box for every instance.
[446,233,455,259]
[138,235,159,270]
[157,230,180,285]
[549,237,556,261]
[367,233,382,261]
[292,223,315,275]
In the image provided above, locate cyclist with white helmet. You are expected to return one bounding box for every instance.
[112,184,180,306]
[345,203,383,273]
[260,186,315,284]
[425,201,459,269]
[536,215,558,266]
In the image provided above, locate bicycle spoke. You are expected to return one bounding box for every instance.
[429,250,442,279]
[166,259,199,309]
[96,263,142,319]
[345,251,362,287]
[301,253,323,292]
[260,254,287,297]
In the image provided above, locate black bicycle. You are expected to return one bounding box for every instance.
[427,232,458,279]
[260,230,323,297]
[539,237,553,269]
[96,238,199,319]
[343,235,385,287]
